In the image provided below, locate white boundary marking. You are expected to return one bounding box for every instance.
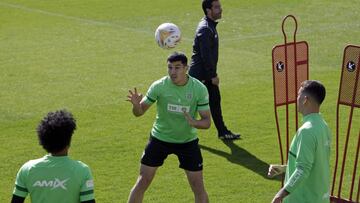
[1,1,359,42]
[0,2,148,33]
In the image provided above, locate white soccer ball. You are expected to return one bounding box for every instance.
[155,23,181,49]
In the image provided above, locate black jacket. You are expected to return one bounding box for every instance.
[189,16,219,81]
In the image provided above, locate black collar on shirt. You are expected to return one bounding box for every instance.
[204,16,218,28]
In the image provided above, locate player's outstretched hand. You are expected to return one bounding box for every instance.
[211,76,219,86]
[268,164,286,178]
[127,88,143,106]
[183,111,195,127]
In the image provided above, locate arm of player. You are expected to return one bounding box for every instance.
[11,195,25,203]
[271,188,290,203]
[81,200,95,203]
[198,28,217,81]
[183,109,211,129]
[126,88,151,117]
[268,164,287,178]
[211,76,219,86]
[284,130,315,193]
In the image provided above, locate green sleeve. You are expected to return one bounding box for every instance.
[143,81,159,105]
[197,84,209,111]
[284,129,316,193]
[13,165,29,198]
[79,167,95,202]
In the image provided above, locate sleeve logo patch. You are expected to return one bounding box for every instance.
[86,180,94,188]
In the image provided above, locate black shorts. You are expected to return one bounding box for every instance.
[141,136,203,171]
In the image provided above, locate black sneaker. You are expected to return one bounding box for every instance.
[218,132,241,140]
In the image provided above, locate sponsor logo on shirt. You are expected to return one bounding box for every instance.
[167,103,190,113]
[86,180,94,188]
[186,93,193,100]
[33,178,69,190]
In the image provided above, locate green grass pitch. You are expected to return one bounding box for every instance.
[1,0,359,202]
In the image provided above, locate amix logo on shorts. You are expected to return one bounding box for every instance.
[167,104,190,113]
[33,178,69,190]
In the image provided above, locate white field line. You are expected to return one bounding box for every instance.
[222,22,360,42]
[1,1,359,42]
[0,1,148,33]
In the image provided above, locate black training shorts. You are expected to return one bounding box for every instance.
[141,136,203,171]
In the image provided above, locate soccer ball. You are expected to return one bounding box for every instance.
[155,23,181,49]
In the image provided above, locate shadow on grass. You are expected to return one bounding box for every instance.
[200,140,282,182]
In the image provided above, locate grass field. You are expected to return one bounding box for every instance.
[1,0,360,202]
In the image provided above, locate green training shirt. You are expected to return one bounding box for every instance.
[13,155,95,203]
[143,75,209,143]
[284,113,331,203]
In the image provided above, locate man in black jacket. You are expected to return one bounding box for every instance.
[189,0,240,140]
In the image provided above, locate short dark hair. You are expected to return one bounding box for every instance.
[167,51,187,65]
[37,109,76,153]
[301,80,326,105]
[202,0,217,15]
